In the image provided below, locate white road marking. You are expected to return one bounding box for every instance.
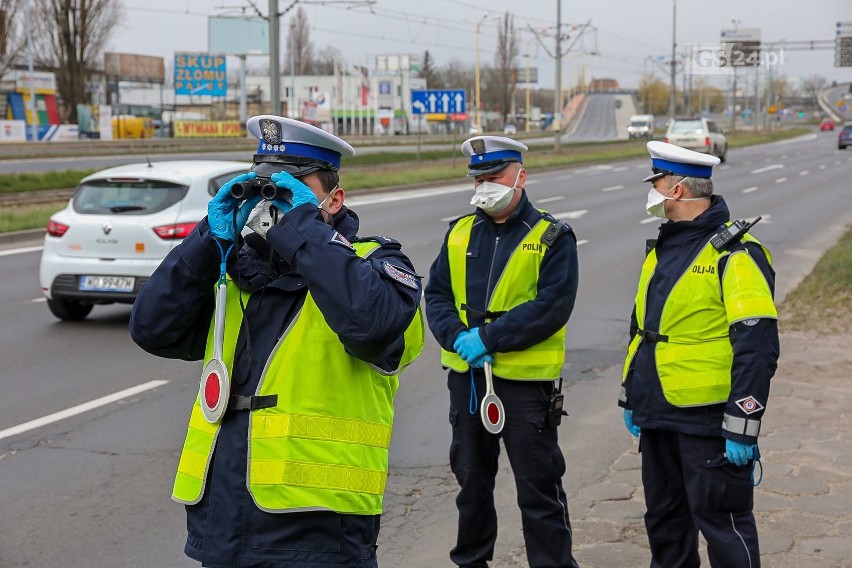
[746,214,771,225]
[31,298,46,303]
[636,164,646,169]
[553,209,588,219]
[742,186,759,194]
[819,164,827,169]
[439,215,458,223]
[612,167,628,172]
[799,170,809,176]
[576,239,589,246]
[0,245,43,257]
[775,177,787,183]
[346,184,470,207]
[537,196,564,203]
[719,165,731,170]
[0,380,169,441]
[602,185,625,192]
[640,217,659,224]
[750,164,783,174]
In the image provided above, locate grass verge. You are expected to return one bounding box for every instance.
[0,202,69,233]
[781,224,852,336]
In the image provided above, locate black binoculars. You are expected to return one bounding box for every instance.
[229,176,292,201]
[230,161,293,202]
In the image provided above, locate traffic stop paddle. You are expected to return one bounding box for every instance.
[200,279,230,424]
[480,361,505,434]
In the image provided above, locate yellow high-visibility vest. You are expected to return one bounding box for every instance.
[173,240,424,514]
[440,214,567,379]
[622,233,776,407]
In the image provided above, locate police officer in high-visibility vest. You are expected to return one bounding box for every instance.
[620,141,780,568]
[130,116,424,568]
[424,136,580,568]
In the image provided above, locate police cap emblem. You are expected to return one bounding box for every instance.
[259,119,282,145]
[470,138,486,155]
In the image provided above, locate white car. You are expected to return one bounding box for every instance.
[664,117,727,163]
[39,160,249,320]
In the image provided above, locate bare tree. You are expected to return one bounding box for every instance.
[285,7,314,75]
[802,74,827,109]
[491,12,518,124]
[31,0,121,123]
[0,0,23,79]
[313,46,343,75]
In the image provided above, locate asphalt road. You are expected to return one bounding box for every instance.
[1,131,851,567]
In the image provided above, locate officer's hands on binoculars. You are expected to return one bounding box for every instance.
[270,171,319,210]
[208,173,263,241]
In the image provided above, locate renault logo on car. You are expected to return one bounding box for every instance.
[102,223,112,235]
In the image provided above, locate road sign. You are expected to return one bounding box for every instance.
[411,89,466,115]
[720,28,761,67]
[836,36,852,67]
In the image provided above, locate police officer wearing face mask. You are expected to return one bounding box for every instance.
[424,136,580,568]
[130,116,424,568]
[620,141,779,568]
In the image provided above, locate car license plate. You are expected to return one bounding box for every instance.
[79,275,135,292]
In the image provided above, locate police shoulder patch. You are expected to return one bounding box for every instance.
[329,231,354,249]
[735,396,764,415]
[382,261,420,290]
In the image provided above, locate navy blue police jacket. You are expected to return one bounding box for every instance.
[620,195,780,444]
[424,191,579,368]
[129,203,421,567]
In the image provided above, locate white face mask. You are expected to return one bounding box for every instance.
[645,177,695,219]
[245,200,278,238]
[471,169,521,214]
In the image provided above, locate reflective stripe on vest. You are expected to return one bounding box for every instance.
[440,214,566,379]
[621,233,775,407]
[172,240,425,515]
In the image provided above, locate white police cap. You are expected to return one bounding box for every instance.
[461,135,529,176]
[642,141,720,182]
[246,115,355,174]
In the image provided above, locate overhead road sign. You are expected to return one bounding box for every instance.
[411,89,466,115]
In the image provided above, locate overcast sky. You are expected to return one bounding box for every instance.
[111,0,852,90]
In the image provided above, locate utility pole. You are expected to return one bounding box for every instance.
[269,0,281,115]
[24,0,38,142]
[669,0,677,120]
[554,0,562,151]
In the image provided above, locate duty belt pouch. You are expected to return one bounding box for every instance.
[547,378,567,429]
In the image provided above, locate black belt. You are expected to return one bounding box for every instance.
[637,329,669,343]
[227,394,278,412]
[461,303,507,321]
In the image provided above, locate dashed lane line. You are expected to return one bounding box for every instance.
[0,380,169,441]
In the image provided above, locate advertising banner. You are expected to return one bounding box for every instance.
[173,121,242,138]
[174,53,227,96]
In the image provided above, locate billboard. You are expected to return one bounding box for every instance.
[104,53,165,83]
[174,53,227,96]
[208,16,269,55]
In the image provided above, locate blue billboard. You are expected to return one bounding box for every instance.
[174,52,227,96]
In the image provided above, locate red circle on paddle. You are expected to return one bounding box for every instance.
[487,402,500,425]
[204,372,220,408]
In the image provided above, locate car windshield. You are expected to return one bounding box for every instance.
[72,179,189,215]
[631,121,649,127]
[669,120,703,133]
[843,126,852,134]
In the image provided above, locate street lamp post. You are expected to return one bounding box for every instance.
[554,0,562,151]
[475,15,488,133]
[669,0,677,121]
[24,0,39,143]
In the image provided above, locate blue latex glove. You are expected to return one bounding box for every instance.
[725,439,756,467]
[269,171,319,213]
[453,327,489,365]
[208,173,263,241]
[623,409,641,438]
[469,353,494,369]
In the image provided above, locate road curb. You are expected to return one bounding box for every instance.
[0,228,44,245]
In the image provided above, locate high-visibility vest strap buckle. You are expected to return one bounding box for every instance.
[461,303,507,322]
[228,394,278,412]
[638,329,669,343]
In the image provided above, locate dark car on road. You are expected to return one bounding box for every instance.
[839,122,852,150]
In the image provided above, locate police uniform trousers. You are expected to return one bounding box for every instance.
[447,370,580,568]
[640,429,760,568]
